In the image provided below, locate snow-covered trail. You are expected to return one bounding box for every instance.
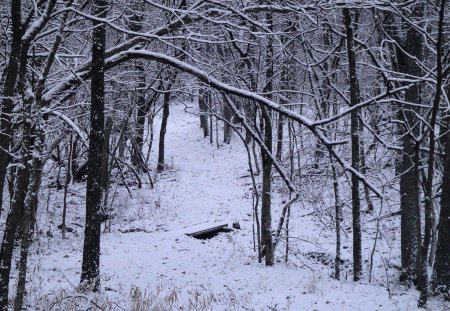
[99,104,420,310]
[100,103,259,296]
[146,103,252,230]
[27,103,427,310]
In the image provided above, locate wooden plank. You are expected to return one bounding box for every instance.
[186,223,233,239]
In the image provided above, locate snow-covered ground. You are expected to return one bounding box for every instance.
[8,103,449,310]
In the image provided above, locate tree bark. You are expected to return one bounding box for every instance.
[260,8,274,266]
[157,75,176,173]
[343,8,362,281]
[0,87,34,311]
[0,0,22,215]
[101,117,113,216]
[261,105,274,266]
[276,114,283,161]
[420,1,447,304]
[0,137,30,311]
[80,0,108,291]
[131,59,147,171]
[432,108,450,296]
[223,101,233,143]
[199,89,209,137]
[390,3,424,286]
[331,159,342,280]
[13,128,44,311]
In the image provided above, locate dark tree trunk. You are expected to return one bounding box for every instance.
[157,76,176,173]
[199,90,209,137]
[71,137,78,182]
[260,8,274,266]
[0,0,22,215]
[0,151,29,310]
[223,101,233,143]
[359,124,374,212]
[419,1,447,305]
[101,117,113,214]
[432,108,450,296]
[128,2,148,171]
[131,59,147,170]
[13,130,44,311]
[431,9,450,291]
[0,1,30,308]
[276,114,283,161]
[7,2,65,305]
[344,8,362,281]
[0,89,33,311]
[394,3,424,285]
[332,160,342,280]
[80,0,107,291]
[261,106,273,266]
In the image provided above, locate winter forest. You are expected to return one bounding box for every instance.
[0,0,450,310]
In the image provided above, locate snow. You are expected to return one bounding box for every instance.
[10,103,449,310]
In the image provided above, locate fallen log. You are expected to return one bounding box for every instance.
[186,223,233,240]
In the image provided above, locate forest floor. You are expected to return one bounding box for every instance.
[4,103,449,310]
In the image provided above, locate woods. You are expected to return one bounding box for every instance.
[0,0,450,309]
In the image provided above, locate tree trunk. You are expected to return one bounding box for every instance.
[80,0,107,291]
[101,117,113,217]
[13,129,44,311]
[157,76,175,173]
[128,1,147,170]
[261,105,273,266]
[418,1,446,305]
[0,142,30,311]
[131,59,147,171]
[260,8,274,266]
[70,137,78,182]
[332,159,342,280]
[199,90,209,137]
[0,0,22,215]
[344,8,362,281]
[0,94,33,311]
[276,114,283,161]
[389,3,424,285]
[223,101,232,143]
[359,125,374,212]
[432,109,450,297]
[62,136,72,239]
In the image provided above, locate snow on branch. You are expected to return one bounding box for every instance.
[121,49,383,198]
[41,108,88,146]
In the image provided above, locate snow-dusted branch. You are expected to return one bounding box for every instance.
[120,49,382,198]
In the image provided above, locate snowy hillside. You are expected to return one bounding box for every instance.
[6,104,443,311]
